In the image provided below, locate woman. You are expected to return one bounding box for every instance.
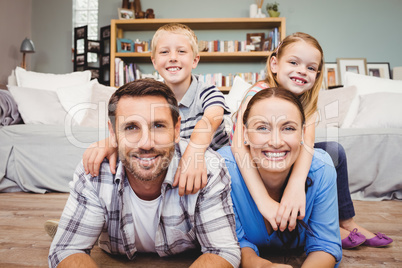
[218,87,342,267]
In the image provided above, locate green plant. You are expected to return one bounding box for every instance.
[266,2,279,12]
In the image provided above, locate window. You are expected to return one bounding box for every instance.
[73,0,99,62]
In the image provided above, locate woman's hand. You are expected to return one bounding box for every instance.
[83,137,118,176]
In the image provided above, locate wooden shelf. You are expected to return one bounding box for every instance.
[110,17,286,90]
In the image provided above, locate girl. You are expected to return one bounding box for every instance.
[219,87,342,267]
[231,32,392,249]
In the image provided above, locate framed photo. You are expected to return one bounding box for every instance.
[118,8,134,19]
[337,58,367,85]
[102,55,110,66]
[246,33,265,51]
[323,63,340,89]
[367,62,391,79]
[76,54,85,66]
[87,40,100,53]
[117,38,134,52]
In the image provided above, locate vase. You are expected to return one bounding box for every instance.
[256,8,266,18]
[268,10,280,17]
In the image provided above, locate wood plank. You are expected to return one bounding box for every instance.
[0,193,401,267]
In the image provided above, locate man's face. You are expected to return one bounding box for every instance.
[109,95,180,183]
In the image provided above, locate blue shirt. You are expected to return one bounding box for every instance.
[218,146,342,266]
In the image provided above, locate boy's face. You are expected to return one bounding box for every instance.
[152,32,200,90]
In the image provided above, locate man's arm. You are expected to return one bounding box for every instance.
[58,253,98,268]
[48,162,106,268]
[192,154,241,267]
[190,253,233,268]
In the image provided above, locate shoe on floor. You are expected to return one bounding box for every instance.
[342,228,366,249]
[363,232,393,247]
[44,219,59,239]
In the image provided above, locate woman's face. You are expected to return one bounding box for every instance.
[244,97,304,178]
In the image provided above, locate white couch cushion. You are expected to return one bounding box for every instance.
[316,86,357,128]
[342,72,402,128]
[351,92,402,128]
[7,85,76,125]
[15,67,91,91]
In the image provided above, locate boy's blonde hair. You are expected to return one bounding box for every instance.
[265,32,324,120]
[151,23,199,59]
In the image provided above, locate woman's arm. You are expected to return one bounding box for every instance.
[302,251,336,268]
[231,94,280,231]
[241,247,292,268]
[276,113,317,232]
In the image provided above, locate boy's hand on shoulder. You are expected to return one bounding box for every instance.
[83,137,118,177]
[173,147,208,196]
[276,181,306,232]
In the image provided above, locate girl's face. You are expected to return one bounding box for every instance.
[244,97,304,180]
[270,41,321,96]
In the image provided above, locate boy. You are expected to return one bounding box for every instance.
[149,23,230,195]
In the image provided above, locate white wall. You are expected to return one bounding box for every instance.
[27,0,402,76]
[0,0,32,85]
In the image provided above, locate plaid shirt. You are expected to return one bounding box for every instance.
[48,139,240,267]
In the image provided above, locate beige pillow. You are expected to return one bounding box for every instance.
[15,67,91,91]
[316,86,357,128]
[7,86,76,125]
[351,92,402,128]
[80,82,117,128]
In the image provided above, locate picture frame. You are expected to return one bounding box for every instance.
[367,62,391,79]
[323,63,340,89]
[337,58,367,85]
[118,8,135,19]
[246,33,265,51]
[87,40,100,53]
[117,38,134,52]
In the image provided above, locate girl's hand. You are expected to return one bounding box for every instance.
[172,148,208,196]
[276,182,306,232]
[258,198,280,232]
[83,137,118,176]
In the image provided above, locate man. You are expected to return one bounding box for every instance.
[48,79,240,268]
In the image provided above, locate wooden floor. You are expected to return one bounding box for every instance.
[0,192,401,268]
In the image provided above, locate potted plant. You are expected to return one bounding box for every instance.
[266,2,280,17]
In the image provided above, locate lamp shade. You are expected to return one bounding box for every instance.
[20,38,35,53]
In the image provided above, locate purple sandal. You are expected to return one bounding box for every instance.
[363,232,393,247]
[342,228,366,249]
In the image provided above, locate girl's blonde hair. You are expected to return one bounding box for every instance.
[265,32,324,120]
[151,23,199,59]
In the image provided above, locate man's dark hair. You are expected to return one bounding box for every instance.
[108,79,180,128]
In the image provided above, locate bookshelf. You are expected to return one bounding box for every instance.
[110,17,286,91]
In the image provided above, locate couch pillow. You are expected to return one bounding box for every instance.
[225,76,252,113]
[80,82,117,128]
[7,86,76,125]
[15,67,91,91]
[56,80,97,125]
[341,72,402,128]
[351,92,402,128]
[316,86,357,128]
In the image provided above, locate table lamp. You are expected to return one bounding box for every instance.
[20,38,35,69]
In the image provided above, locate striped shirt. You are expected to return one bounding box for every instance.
[48,139,240,268]
[179,75,231,150]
